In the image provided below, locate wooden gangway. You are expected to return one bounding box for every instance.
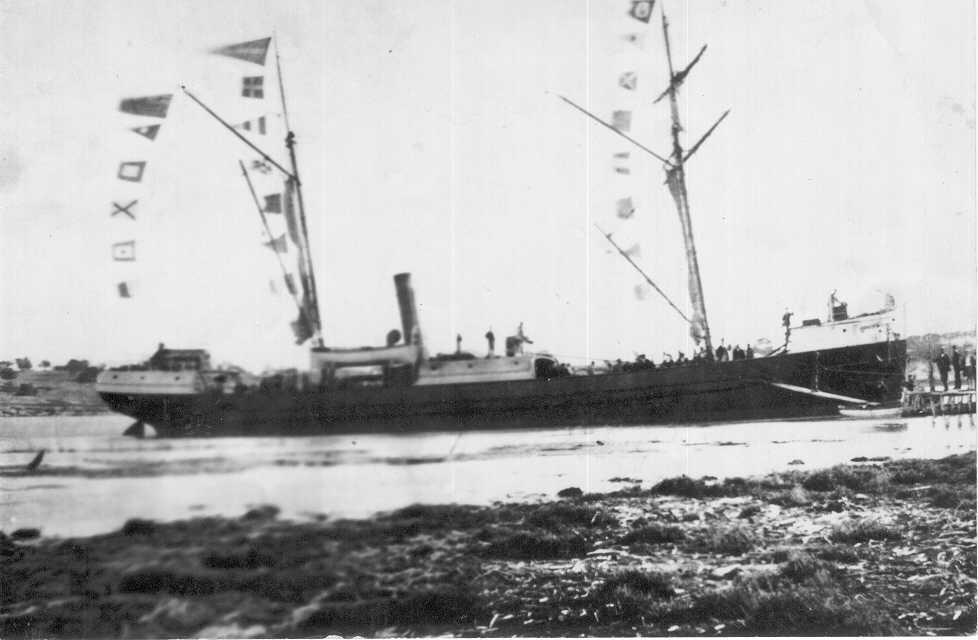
[902,389,976,416]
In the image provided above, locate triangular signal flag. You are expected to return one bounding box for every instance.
[236,116,267,134]
[263,234,287,253]
[131,124,160,140]
[211,37,271,65]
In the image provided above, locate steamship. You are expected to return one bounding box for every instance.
[95,10,907,437]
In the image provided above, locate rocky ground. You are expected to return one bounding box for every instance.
[1,452,975,638]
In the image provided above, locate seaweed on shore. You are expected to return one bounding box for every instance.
[0,451,974,638]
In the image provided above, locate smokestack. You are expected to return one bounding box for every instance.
[394,273,421,346]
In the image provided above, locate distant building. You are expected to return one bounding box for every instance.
[148,344,211,371]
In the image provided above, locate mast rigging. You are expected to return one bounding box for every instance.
[238,159,305,315]
[595,224,691,324]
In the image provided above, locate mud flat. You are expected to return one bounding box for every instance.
[1,452,975,638]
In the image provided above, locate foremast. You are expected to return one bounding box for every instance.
[274,40,324,348]
[181,37,325,348]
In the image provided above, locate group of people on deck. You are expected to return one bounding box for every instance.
[584,338,756,374]
[933,345,977,391]
[713,340,754,362]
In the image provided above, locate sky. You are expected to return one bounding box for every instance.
[0,0,974,372]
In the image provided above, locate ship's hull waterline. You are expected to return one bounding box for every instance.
[99,340,906,438]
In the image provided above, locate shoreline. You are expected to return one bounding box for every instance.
[1,452,975,637]
[0,406,110,418]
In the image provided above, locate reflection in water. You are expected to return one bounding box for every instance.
[1,413,975,537]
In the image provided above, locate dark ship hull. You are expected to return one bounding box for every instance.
[100,339,906,438]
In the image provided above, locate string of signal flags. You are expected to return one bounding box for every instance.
[610,0,655,301]
[109,1,670,307]
[110,36,287,299]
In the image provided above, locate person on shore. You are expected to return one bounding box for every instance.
[732,344,745,360]
[936,348,951,392]
[484,328,495,357]
[746,344,754,359]
[951,346,962,390]
[967,352,977,389]
[587,361,595,375]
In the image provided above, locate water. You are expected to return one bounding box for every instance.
[1,413,975,538]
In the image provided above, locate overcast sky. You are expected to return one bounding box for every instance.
[1,0,974,371]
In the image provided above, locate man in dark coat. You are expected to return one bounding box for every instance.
[715,341,728,362]
[936,347,951,392]
[951,346,962,390]
[484,328,495,357]
[967,352,977,389]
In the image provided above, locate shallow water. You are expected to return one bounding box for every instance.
[1,413,975,537]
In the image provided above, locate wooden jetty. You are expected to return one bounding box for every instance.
[902,389,976,416]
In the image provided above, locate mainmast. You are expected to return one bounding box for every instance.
[658,9,714,358]
[558,3,728,359]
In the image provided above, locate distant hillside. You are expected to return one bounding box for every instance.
[906,330,976,359]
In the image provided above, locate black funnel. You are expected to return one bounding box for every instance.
[393,273,421,346]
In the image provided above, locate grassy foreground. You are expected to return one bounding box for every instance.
[1,452,975,638]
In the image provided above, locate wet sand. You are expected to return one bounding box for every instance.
[1,452,975,637]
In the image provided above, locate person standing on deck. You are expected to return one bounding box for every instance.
[782,309,793,347]
[936,347,951,392]
[516,322,533,354]
[484,328,495,357]
[456,334,463,354]
[951,346,962,390]
[715,340,728,362]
